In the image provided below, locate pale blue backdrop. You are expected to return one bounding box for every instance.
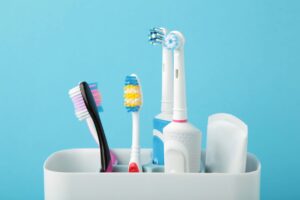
[0,0,299,199]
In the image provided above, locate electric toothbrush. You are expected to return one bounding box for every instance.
[149,27,173,165]
[163,31,202,173]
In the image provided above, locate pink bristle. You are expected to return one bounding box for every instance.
[72,97,86,112]
[91,89,102,107]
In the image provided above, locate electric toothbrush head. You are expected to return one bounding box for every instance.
[164,31,185,50]
[149,27,167,45]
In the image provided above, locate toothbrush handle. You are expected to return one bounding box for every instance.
[94,113,111,172]
[173,48,187,121]
[86,118,113,172]
[131,112,140,150]
[86,118,100,145]
[129,112,141,172]
[161,47,173,114]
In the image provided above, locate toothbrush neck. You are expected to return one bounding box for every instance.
[161,47,173,115]
[173,48,187,121]
[131,112,140,150]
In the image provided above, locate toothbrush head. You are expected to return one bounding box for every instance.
[164,31,185,50]
[148,27,167,45]
[124,74,143,112]
[69,82,103,121]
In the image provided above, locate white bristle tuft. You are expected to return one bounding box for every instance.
[68,85,90,121]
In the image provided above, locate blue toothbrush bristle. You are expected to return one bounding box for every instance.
[98,105,104,112]
[126,106,140,112]
[89,82,98,90]
[148,27,165,45]
[125,75,139,86]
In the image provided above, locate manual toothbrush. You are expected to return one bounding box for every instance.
[124,74,143,172]
[69,82,116,172]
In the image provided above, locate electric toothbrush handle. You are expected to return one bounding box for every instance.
[161,47,173,114]
[173,49,187,121]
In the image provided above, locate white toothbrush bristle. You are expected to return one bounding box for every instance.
[69,85,90,121]
[164,33,179,50]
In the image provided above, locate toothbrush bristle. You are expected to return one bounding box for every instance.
[89,82,104,112]
[124,75,142,112]
[148,27,166,45]
[69,82,103,120]
[164,33,179,50]
[69,86,89,120]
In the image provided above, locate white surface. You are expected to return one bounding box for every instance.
[44,148,260,200]
[206,113,248,173]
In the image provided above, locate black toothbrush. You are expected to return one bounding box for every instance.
[69,81,112,172]
[79,82,111,172]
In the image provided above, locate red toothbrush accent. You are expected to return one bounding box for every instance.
[129,163,139,172]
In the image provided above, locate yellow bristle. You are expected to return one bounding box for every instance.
[124,84,141,107]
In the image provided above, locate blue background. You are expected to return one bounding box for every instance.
[0,0,299,199]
